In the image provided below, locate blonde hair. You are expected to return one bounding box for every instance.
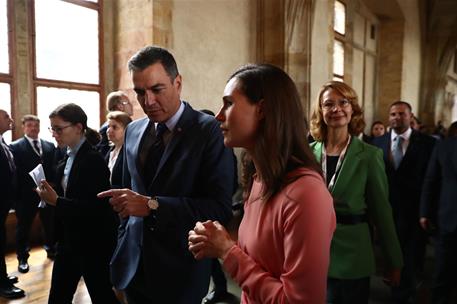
[310,81,365,141]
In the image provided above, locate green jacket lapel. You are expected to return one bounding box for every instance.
[331,137,362,197]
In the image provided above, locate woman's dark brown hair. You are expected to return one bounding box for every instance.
[229,64,321,202]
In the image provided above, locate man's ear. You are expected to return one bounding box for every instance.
[174,74,183,94]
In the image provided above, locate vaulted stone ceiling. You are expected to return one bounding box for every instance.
[419,0,457,123]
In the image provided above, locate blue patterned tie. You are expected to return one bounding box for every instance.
[392,136,403,169]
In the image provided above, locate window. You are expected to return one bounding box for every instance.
[334,0,346,35]
[32,0,102,142]
[333,0,346,81]
[0,0,9,74]
[333,40,345,81]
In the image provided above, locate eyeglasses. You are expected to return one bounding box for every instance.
[48,125,72,134]
[321,99,351,111]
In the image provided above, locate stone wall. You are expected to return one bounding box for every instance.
[377,19,404,122]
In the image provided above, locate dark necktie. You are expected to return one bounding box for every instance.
[1,138,16,172]
[142,123,167,186]
[33,139,40,155]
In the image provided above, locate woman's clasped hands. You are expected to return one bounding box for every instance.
[188,220,235,260]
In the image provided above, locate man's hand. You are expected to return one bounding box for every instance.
[35,179,58,206]
[98,189,150,218]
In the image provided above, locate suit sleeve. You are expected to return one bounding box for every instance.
[419,143,440,219]
[365,148,403,269]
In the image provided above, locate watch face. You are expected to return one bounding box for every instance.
[148,198,158,210]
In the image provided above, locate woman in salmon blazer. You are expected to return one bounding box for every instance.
[310,81,403,304]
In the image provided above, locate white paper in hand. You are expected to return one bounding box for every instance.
[29,164,47,208]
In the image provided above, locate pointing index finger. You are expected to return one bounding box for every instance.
[97,189,123,198]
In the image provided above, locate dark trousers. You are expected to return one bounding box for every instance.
[0,204,10,281]
[15,203,56,260]
[431,231,457,304]
[125,261,156,304]
[211,259,227,292]
[48,248,118,304]
[392,228,427,304]
[125,257,209,304]
[327,277,370,304]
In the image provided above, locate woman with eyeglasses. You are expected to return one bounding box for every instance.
[309,81,403,304]
[37,103,119,304]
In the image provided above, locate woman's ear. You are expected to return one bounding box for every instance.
[256,99,265,120]
[76,123,84,134]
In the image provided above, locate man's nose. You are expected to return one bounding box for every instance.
[144,90,157,106]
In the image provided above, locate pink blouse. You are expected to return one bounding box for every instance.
[223,168,335,303]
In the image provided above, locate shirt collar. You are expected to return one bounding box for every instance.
[67,137,86,157]
[160,101,184,132]
[391,127,412,141]
[24,135,39,144]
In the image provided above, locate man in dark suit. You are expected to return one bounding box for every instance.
[372,101,436,303]
[97,91,133,156]
[420,121,457,304]
[98,46,235,304]
[0,109,25,299]
[10,115,57,273]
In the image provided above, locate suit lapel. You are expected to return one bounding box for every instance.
[134,118,151,176]
[331,137,362,197]
[151,103,197,184]
[65,142,91,194]
[451,139,457,174]
[399,130,419,169]
[21,137,40,159]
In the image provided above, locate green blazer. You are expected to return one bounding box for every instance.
[311,137,403,279]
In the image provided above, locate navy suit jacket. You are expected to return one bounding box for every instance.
[10,137,56,209]
[420,137,457,233]
[111,102,235,303]
[372,130,436,240]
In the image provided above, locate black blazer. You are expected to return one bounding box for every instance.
[420,137,457,233]
[54,140,117,254]
[10,137,56,207]
[0,140,15,210]
[104,145,124,189]
[372,130,436,238]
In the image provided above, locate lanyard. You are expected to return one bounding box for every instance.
[322,136,351,191]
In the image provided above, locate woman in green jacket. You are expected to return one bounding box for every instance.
[310,81,403,304]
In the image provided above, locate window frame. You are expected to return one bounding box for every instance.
[0,0,17,138]
[29,0,104,123]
